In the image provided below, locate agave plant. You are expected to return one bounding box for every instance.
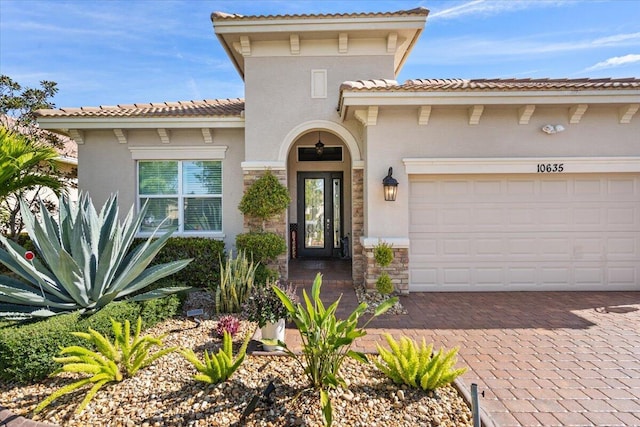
[0,192,192,318]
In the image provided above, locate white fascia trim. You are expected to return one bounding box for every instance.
[130,145,228,160]
[361,237,410,249]
[214,17,426,35]
[37,117,245,130]
[341,90,640,107]
[403,157,640,175]
[241,161,286,171]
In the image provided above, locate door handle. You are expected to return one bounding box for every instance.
[326,217,331,231]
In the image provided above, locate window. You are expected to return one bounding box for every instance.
[137,160,222,234]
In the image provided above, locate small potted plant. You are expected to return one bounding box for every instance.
[242,280,298,351]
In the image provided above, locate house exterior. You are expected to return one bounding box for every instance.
[36,8,640,292]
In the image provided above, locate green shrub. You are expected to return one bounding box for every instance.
[0,296,180,383]
[373,241,394,268]
[273,273,398,426]
[236,231,287,263]
[373,334,467,391]
[375,272,394,295]
[134,236,225,288]
[238,170,290,221]
[254,264,279,285]
[181,330,250,384]
[35,316,176,414]
[213,250,257,313]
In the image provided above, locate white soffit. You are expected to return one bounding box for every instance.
[129,145,228,160]
[403,157,640,175]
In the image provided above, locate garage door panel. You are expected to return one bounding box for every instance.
[409,174,640,291]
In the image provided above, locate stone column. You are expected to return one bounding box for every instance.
[351,168,364,284]
[242,169,289,279]
[364,246,409,293]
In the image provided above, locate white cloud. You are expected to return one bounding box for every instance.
[585,54,640,71]
[429,0,565,20]
[411,31,640,65]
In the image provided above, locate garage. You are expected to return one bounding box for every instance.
[409,172,640,291]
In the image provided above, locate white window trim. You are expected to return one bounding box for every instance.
[136,160,225,238]
[129,145,228,160]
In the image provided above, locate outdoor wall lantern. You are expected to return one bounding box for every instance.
[383,167,398,201]
[315,131,325,157]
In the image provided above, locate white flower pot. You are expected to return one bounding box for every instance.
[260,318,286,351]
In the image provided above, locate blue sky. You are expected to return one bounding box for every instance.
[1,0,639,108]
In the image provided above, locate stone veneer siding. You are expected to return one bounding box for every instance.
[364,246,409,293]
[351,168,364,284]
[242,169,288,279]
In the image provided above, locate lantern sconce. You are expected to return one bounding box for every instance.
[315,131,325,157]
[382,167,398,201]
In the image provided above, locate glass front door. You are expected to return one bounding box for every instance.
[297,172,343,258]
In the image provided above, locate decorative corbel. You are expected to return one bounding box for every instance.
[290,34,300,55]
[418,106,432,125]
[387,32,398,53]
[201,128,213,144]
[113,129,127,144]
[618,104,639,124]
[157,128,170,144]
[468,105,484,125]
[518,105,536,125]
[354,106,378,127]
[338,33,348,53]
[569,104,588,124]
[239,36,251,56]
[68,129,84,145]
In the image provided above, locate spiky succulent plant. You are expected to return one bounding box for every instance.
[0,192,192,318]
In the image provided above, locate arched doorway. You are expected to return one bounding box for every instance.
[281,121,364,283]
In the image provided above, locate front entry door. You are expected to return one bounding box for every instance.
[297,172,343,258]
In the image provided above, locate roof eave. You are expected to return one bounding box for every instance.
[37,116,246,131]
[340,88,640,108]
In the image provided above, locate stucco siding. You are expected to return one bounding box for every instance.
[77,127,246,250]
[244,55,393,162]
[361,104,640,240]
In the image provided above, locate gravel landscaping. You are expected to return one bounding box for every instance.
[0,308,473,427]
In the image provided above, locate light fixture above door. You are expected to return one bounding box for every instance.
[315,131,325,157]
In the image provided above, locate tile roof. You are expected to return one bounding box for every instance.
[211,7,429,21]
[341,77,640,92]
[35,99,245,119]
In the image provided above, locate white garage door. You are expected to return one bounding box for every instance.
[409,174,640,291]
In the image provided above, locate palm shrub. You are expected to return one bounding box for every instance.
[273,273,398,426]
[181,330,250,384]
[213,250,257,313]
[0,192,192,318]
[34,316,177,414]
[373,333,467,391]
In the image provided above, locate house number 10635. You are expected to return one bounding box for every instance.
[537,163,564,173]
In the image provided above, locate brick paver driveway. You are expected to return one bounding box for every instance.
[289,282,640,426]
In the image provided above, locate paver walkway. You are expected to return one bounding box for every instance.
[286,279,640,427]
